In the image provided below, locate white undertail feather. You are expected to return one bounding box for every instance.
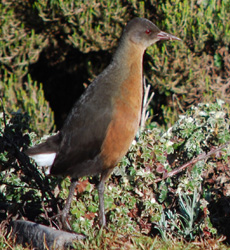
[30,153,56,167]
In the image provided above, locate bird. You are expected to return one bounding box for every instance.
[26,17,181,229]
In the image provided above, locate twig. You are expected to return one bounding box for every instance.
[0,222,14,250]
[140,77,155,131]
[0,98,7,126]
[0,181,39,190]
[172,93,185,113]
[155,141,230,182]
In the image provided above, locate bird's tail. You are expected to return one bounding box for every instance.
[25,133,60,167]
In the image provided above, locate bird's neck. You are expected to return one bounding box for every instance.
[111,40,145,95]
[113,39,145,70]
[109,39,145,114]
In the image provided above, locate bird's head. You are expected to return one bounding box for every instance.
[123,17,181,49]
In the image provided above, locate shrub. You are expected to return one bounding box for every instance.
[0,2,54,136]
[146,0,230,126]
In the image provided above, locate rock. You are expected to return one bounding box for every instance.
[9,220,85,250]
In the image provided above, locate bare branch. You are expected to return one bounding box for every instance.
[155,141,230,182]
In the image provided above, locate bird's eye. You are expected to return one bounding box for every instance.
[145,29,151,35]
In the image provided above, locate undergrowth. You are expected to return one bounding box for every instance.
[1,100,230,249]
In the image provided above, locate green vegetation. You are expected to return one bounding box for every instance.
[1,101,230,249]
[1,0,230,249]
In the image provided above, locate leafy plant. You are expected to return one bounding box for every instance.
[155,189,201,241]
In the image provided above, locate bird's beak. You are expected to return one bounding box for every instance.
[157,31,181,41]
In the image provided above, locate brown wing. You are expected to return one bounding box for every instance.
[50,72,115,177]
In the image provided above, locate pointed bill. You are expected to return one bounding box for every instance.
[157,31,181,41]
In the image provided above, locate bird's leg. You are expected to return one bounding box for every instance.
[97,179,106,226]
[97,169,113,227]
[61,177,78,230]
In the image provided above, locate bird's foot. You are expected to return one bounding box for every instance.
[50,209,72,231]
